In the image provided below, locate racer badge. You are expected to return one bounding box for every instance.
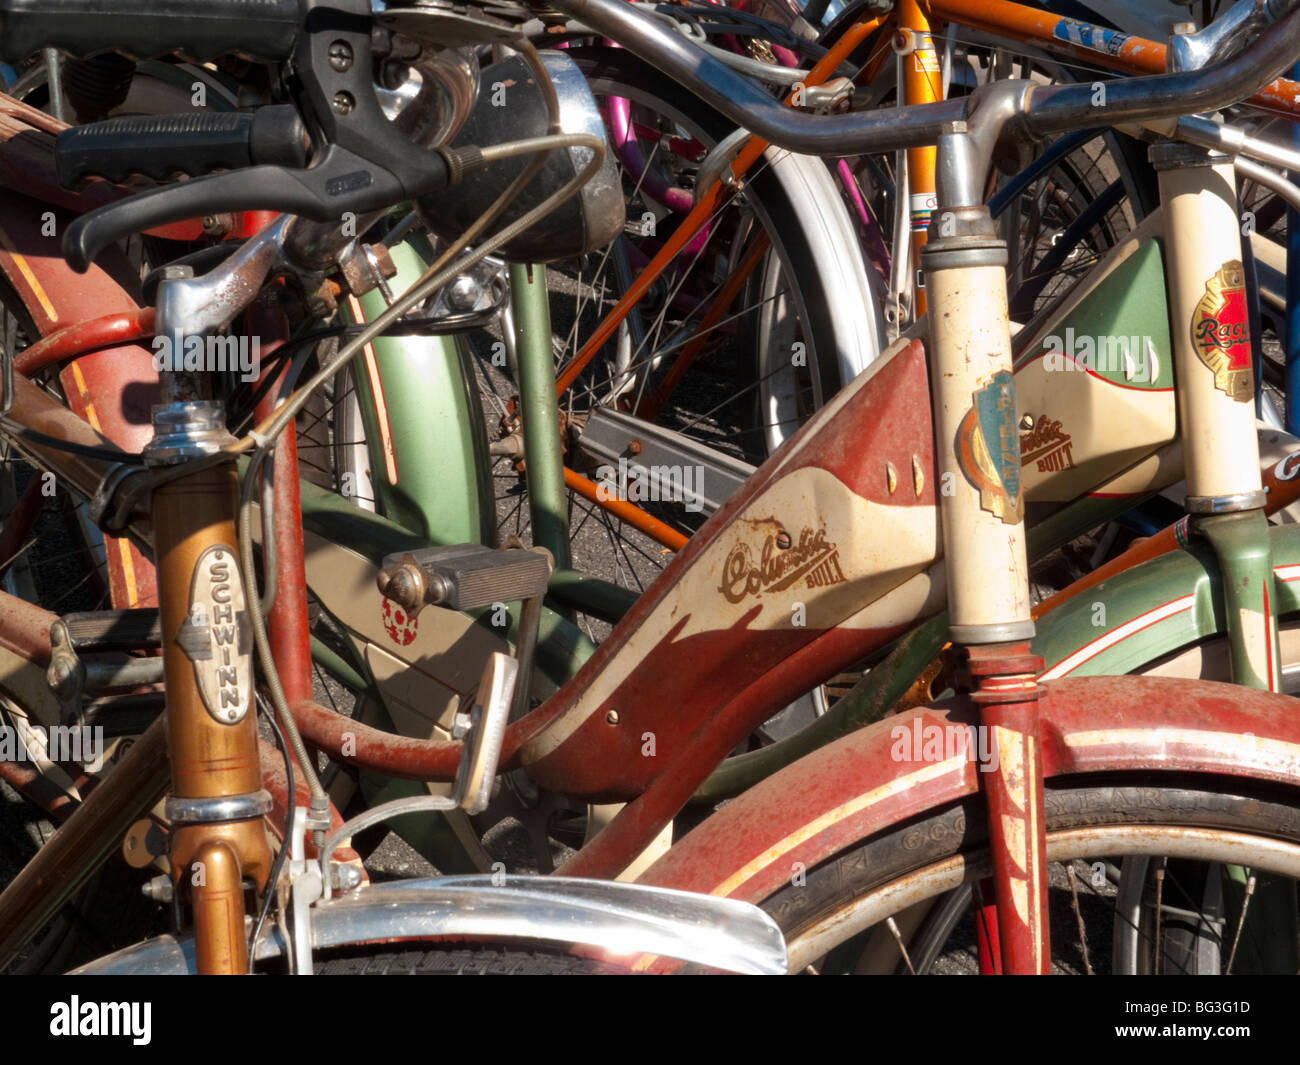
[1191,260,1252,399]
[955,371,1022,524]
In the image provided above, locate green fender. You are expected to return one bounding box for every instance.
[342,239,496,546]
[1033,522,1300,679]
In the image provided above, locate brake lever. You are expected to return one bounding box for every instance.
[64,149,403,272]
[60,0,465,272]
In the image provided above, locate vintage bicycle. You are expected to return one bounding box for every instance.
[0,0,1299,974]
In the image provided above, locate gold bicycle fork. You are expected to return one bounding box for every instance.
[924,118,1271,971]
[146,376,271,975]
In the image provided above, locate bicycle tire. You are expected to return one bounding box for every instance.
[758,775,1300,974]
[310,944,633,975]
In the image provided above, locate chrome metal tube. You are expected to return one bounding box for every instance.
[1024,10,1300,136]
[546,0,967,154]
[546,0,1300,154]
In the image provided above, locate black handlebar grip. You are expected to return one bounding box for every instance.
[55,106,310,187]
[0,0,301,64]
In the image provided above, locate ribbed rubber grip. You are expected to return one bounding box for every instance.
[55,106,308,186]
[0,0,300,63]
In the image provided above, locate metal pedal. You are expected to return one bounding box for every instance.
[59,608,162,652]
[49,610,165,717]
[376,543,551,618]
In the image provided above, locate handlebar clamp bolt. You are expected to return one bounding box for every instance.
[328,41,354,73]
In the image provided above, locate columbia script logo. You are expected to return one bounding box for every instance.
[1019,416,1074,473]
[719,526,847,604]
[50,997,150,1045]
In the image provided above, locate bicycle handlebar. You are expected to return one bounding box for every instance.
[56,108,309,187]
[0,0,300,64]
[547,0,1300,154]
[9,0,1300,268]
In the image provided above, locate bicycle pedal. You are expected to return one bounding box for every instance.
[55,609,162,653]
[376,543,551,617]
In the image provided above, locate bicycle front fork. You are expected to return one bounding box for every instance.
[926,116,1286,971]
[923,121,1048,972]
[146,319,272,974]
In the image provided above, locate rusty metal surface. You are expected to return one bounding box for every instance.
[637,675,1300,908]
[0,758,76,821]
[15,308,155,376]
[0,477,43,585]
[251,306,314,708]
[0,585,56,665]
[561,621,912,879]
[257,739,359,865]
[977,697,1049,974]
[525,338,937,802]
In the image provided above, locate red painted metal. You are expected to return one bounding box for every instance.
[257,740,360,865]
[0,587,56,664]
[289,696,483,779]
[964,644,1049,975]
[15,308,155,377]
[559,621,910,878]
[0,177,160,610]
[250,305,313,707]
[974,877,1001,974]
[527,338,935,801]
[235,212,279,239]
[638,675,1300,913]
[0,759,76,821]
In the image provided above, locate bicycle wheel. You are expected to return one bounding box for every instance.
[0,277,170,972]
[309,944,631,975]
[758,775,1300,974]
[479,46,882,611]
[838,25,1153,323]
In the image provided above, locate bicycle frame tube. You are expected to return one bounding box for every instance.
[1154,142,1281,692]
[509,262,573,569]
[898,0,940,318]
[923,0,1300,120]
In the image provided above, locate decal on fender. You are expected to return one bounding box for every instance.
[176,544,252,725]
[1191,260,1252,399]
[956,371,1023,523]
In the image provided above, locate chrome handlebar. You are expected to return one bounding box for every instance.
[546,0,1300,153]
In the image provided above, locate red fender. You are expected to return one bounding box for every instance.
[0,112,159,608]
[637,675,1300,905]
